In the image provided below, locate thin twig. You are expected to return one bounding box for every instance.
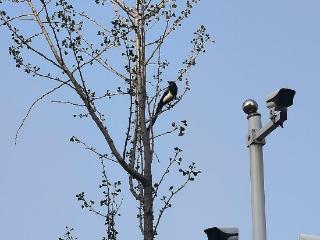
[51,100,84,107]
[15,82,67,144]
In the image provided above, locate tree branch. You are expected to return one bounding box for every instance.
[15,82,69,144]
[28,0,147,184]
[110,0,135,18]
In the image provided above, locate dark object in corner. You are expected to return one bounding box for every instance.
[204,227,239,240]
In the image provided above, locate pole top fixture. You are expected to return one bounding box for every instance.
[242,99,258,115]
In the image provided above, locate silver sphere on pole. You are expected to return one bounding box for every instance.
[242,99,258,115]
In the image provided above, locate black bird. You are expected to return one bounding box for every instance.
[149,81,178,129]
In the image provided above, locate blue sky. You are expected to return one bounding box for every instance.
[1,1,320,240]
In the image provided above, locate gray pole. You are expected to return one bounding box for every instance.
[243,100,267,240]
[241,89,295,240]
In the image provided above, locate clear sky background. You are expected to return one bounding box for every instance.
[1,1,320,240]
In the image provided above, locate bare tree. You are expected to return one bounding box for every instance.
[0,0,212,239]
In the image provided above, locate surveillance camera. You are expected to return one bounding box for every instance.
[266,88,296,111]
[204,227,239,240]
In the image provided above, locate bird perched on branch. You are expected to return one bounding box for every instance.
[148,81,178,130]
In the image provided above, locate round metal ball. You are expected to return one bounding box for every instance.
[242,99,258,115]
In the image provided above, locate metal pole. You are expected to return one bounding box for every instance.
[247,112,267,240]
[242,89,295,240]
[243,100,267,240]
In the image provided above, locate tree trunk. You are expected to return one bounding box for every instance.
[135,1,154,239]
[143,181,154,240]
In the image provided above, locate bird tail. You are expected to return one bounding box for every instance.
[148,102,163,131]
